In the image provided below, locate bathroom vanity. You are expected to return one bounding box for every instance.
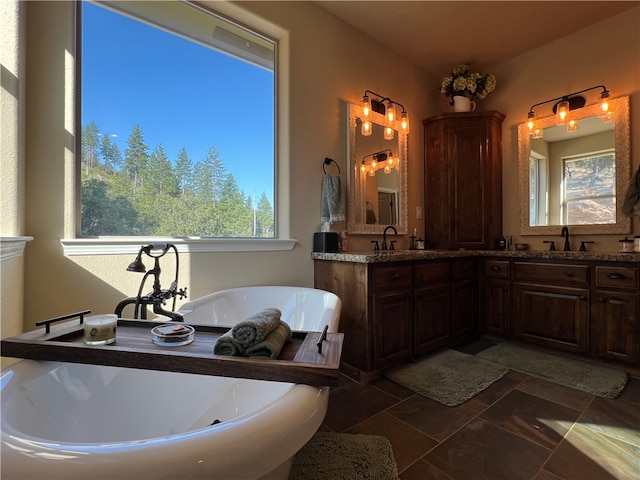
[313,250,639,382]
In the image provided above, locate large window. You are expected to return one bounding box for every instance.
[562,150,616,224]
[80,1,275,238]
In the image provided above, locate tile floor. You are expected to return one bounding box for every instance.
[320,341,640,480]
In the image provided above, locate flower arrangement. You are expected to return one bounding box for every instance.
[440,64,496,104]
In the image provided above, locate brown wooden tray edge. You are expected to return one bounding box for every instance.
[0,319,344,386]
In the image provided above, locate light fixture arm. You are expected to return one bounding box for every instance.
[362,90,408,115]
[527,85,609,116]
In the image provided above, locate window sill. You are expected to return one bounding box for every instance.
[1,237,34,262]
[61,237,297,256]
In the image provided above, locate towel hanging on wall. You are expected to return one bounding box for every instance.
[622,165,640,216]
[320,158,345,226]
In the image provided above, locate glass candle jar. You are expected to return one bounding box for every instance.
[619,237,634,253]
[84,314,118,345]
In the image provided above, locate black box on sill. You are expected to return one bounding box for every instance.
[313,232,339,253]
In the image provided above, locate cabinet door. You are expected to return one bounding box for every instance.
[414,285,450,355]
[514,283,589,353]
[372,290,413,369]
[595,291,639,364]
[483,279,510,336]
[451,278,477,345]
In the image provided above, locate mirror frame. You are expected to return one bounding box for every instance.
[518,95,631,235]
[347,103,408,234]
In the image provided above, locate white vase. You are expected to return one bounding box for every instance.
[452,95,476,112]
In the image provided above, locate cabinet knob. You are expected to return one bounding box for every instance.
[490,265,501,272]
[390,273,401,281]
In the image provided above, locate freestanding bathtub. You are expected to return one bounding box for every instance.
[1,286,342,480]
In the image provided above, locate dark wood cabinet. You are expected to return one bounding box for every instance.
[314,257,478,382]
[371,266,413,370]
[315,253,639,383]
[423,111,505,250]
[513,282,590,354]
[480,257,639,366]
[481,259,511,336]
[513,261,590,354]
[593,265,639,364]
[450,259,478,344]
[414,262,451,355]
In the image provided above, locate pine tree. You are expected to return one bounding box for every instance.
[123,125,149,200]
[256,192,274,237]
[175,147,193,200]
[99,133,122,174]
[81,121,101,174]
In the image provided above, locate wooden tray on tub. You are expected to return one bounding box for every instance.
[0,312,343,386]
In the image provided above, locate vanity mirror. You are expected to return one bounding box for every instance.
[519,95,630,235]
[347,103,408,234]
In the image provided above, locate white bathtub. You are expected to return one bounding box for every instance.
[1,286,342,480]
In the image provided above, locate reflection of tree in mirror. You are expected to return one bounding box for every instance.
[563,152,615,224]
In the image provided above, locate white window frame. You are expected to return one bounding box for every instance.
[62,1,293,255]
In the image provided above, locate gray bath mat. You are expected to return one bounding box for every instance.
[383,349,510,407]
[289,432,398,480]
[477,343,628,398]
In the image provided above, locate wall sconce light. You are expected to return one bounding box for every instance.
[361,90,410,138]
[526,85,611,137]
[361,149,397,176]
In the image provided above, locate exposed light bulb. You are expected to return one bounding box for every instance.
[400,111,410,133]
[527,111,535,132]
[556,100,569,125]
[384,126,394,140]
[566,119,579,132]
[386,102,396,123]
[362,95,371,118]
[361,120,372,136]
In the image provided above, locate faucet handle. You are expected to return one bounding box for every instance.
[370,240,380,252]
[543,240,556,251]
[579,241,594,252]
[390,240,396,251]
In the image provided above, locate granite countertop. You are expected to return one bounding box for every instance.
[311,249,640,264]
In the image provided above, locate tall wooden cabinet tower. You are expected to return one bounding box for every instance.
[423,111,506,250]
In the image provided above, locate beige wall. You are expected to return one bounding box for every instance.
[3,1,638,338]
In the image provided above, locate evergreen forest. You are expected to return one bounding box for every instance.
[81,121,274,237]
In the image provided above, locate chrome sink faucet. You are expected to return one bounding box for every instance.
[382,225,398,251]
[561,226,571,251]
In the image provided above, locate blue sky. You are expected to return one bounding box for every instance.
[82,2,275,202]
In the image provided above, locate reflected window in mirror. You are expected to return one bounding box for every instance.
[519,96,630,235]
[563,150,615,225]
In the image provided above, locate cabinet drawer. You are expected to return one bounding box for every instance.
[414,262,450,286]
[595,266,639,289]
[514,262,589,285]
[373,265,413,290]
[452,259,476,280]
[484,259,510,279]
